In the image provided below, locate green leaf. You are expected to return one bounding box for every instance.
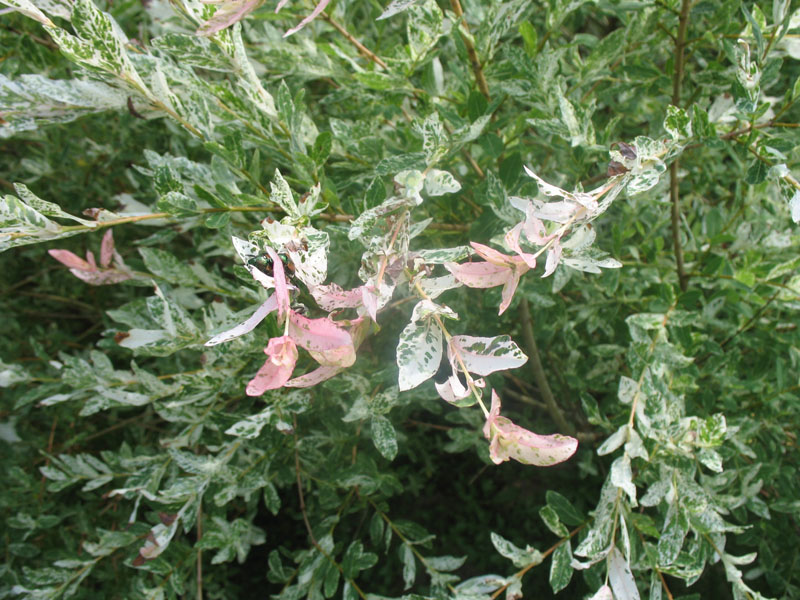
[744,160,768,185]
[519,21,538,57]
[539,505,569,537]
[204,211,230,229]
[342,541,378,578]
[549,541,573,593]
[546,491,584,526]
[664,105,691,139]
[313,131,333,166]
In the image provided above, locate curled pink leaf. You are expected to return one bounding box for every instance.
[448,244,532,314]
[309,282,364,311]
[285,364,343,388]
[246,336,298,395]
[504,224,537,269]
[196,0,265,36]
[49,246,133,286]
[444,261,510,289]
[521,211,555,246]
[48,249,93,271]
[483,390,578,466]
[100,230,115,268]
[288,312,354,361]
[266,246,290,325]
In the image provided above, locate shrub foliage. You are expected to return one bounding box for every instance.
[1,0,799,599]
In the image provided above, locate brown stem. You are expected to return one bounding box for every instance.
[449,0,490,100]
[669,0,692,292]
[518,299,575,436]
[320,13,388,70]
[658,569,675,600]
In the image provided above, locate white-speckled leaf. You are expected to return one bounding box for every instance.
[448,335,527,376]
[269,169,298,217]
[424,169,461,196]
[397,314,442,391]
[371,415,398,460]
[0,74,128,137]
[376,0,419,20]
[0,0,54,25]
[608,546,640,600]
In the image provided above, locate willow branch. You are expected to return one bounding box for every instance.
[669,0,692,292]
[320,12,387,70]
[518,298,575,436]
[196,503,203,600]
[449,0,490,100]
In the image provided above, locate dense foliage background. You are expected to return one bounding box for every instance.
[1,0,799,599]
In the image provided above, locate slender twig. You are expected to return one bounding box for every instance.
[658,569,676,600]
[668,0,692,292]
[501,387,547,411]
[518,299,575,436]
[320,12,387,70]
[38,417,58,504]
[293,417,369,600]
[4,204,467,246]
[489,524,586,600]
[196,504,203,600]
[449,0,490,100]
[367,499,458,594]
[293,417,318,547]
[719,289,781,350]
[405,419,453,431]
[17,291,99,313]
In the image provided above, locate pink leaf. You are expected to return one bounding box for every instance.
[246,336,298,395]
[266,246,290,325]
[282,0,331,37]
[285,364,343,388]
[100,230,114,268]
[470,242,516,266]
[484,391,578,466]
[521,211,554,246]
[48,249,93,271]
[445,261,510,289]
[504,224,537,269]
[196,0,264,36]
[452,244,531,314]
[205,297,277,346]
[498,268,523,315]
[71,270,133,285]
[288,312,354,355]
[309,283,364,311]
